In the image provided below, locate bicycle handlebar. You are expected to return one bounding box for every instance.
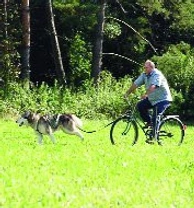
[124,95,140,105]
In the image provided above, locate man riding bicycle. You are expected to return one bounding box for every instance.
[124,59,172,144]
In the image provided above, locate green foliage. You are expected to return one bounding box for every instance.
[153,42,194,93]
[69,33,92,85]
[171,2,194,30]
[104,20,122,39]
[0,71,187,120]
[54,0,80,4]
[1,0,194,120]
[0,2,21,83]
[0,72,131,119]
[54,1,97,36]
[152,42,194,117]
[167,88,185,116]
[137,0,169,16]
[1,40,20,81]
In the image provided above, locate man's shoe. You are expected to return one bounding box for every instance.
[143,122,153,129]
[145,138,155,144]
[157,140,163,146]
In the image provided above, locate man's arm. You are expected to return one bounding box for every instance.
[124,83,138,99]
[141,84,157,99]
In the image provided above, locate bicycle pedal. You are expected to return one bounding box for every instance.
[157,140,163,146]
[145,130,153,138]
[145,139,155,144]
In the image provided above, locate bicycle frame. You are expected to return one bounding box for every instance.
[110,98,186,146]
[124,98,168,141]
[124,98,153,138]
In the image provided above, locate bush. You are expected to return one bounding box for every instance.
[0,69,192,120]
[152,41,194,118]
[0,72,134,119]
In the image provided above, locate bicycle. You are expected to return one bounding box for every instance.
[110,98,186,146]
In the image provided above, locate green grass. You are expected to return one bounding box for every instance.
[0,118,194,207]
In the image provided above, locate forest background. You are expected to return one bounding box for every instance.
[1,0,194,120]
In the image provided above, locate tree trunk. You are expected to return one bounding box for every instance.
[3,0,8,39]
[2,0,8,96]
[21,0,30,89]
[91,0,106,84]
[46,0,66,86]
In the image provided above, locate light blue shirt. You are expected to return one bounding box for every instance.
[134,68,172,105]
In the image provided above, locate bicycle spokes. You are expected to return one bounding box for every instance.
[157,117,185,145]
[110,117,138,145]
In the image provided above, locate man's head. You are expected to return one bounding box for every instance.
[144,60,155,75]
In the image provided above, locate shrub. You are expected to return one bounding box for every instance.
[152,41,194,118]
[0,69,191,120]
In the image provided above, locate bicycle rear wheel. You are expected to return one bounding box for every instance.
[157,116,185,146]
[110,116,138,146]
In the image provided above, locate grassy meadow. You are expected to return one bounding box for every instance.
[0,118,194,207]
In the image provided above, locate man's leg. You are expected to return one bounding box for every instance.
[152,100,171,126]
[151,101,171,144]
[137,98,153,124]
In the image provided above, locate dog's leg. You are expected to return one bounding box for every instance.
[49,134,56,144]
[37,133,43,144]
[74,131,84,141]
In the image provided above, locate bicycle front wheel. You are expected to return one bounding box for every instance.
[110,116,138,146]
[157,117,185,146]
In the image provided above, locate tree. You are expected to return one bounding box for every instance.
[0,0,8,94]
[2,0,8,39]
[20,0,30,88]
[0,0,20,95]
[46,0,66,86]
[91,0,106,83]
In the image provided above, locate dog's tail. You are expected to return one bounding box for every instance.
[71,115,83,128]
[71,115,96,133]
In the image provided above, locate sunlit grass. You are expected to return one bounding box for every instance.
[0,119,194,207]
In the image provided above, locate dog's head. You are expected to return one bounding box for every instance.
[16,111,32,126]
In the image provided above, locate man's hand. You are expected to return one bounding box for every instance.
[124,83,137,100]
[124,93,128,100]
[141,94,148,99]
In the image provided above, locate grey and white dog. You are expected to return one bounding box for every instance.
[16,111,84,144]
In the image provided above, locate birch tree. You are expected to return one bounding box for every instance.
[46,0,66,86]
[21,0,30,88]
